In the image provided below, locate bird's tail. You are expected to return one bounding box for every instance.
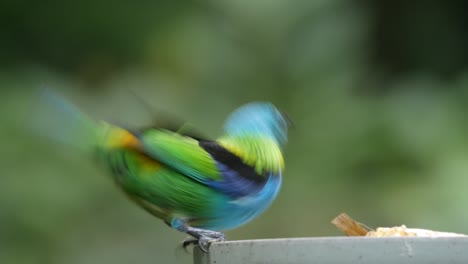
[30,89,141,154]
[30,89,101,153]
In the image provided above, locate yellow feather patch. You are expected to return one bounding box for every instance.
[219,141,244,158]
[135,152,162,172]
[99,122,140,149]
[218,136,284,174]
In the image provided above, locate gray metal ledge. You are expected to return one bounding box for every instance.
[193,237,468,264]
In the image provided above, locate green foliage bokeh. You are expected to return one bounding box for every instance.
[1,1,468,263]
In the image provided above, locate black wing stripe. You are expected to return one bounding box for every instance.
[199,140,267,184]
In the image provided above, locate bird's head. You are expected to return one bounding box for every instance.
[223,102,290,148]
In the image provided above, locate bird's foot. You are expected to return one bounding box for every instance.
[183,234,225,253]
[186,227,225,241]
[197,234,226,253]
[181,237,198,253]
[171,219,226,252]
[187,227,226,253]
[182,228,226,253]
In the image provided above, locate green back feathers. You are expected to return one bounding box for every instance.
[139,129,222,182]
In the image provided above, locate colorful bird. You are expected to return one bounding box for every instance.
[35,91,290,252]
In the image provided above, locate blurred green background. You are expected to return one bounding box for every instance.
[2,0,468,263]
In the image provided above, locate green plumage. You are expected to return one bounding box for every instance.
[140,130,222,182]
[106,147,225,224]
[36,93,288,246]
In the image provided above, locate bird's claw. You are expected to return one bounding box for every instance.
[197,235,226,253]
[182,237,198,253]
[172,220,226,253]
[182,234,226,253]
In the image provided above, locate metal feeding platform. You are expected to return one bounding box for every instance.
[193,214,468,263]
[193,237,468,264]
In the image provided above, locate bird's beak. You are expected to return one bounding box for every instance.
[280,110,295,129]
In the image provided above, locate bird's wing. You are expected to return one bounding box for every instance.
[107,148,224,219]
[137,129,222,183]
[133,130,275,200]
